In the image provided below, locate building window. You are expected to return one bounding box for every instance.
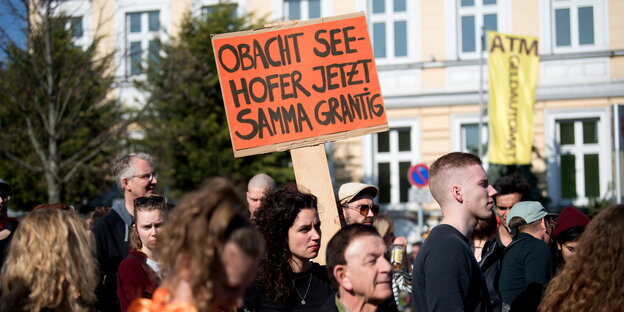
[126,11,161,76]
[556,118,601,200]
[369,0,410,60]
[458,0,498,56]
[69,16,83,38]
[284,0,321,20]
[552,0,598,49]
[452,115,489,160]
[461,123,488,156]
[373,124,419,206]
[547,108,610,208]
[202,3,238,19]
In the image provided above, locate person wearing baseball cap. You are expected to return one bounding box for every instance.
[337,182,379,226]
[0,178,18,268]
[499,201,556,312]
[552,205,590,266]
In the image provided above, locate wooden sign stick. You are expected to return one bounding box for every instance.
[291,144,340,265]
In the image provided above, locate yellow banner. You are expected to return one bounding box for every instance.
[488,31,539,165]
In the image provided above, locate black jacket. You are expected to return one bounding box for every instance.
[479,236,505,312]
[93,201,133,312]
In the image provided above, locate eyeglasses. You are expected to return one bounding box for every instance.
[343,204,380,217]
[0,193,10,201]
[134,195,166,207]
[130,171,158,181]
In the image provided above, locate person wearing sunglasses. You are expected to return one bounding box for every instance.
[93,153,159,312]
[337,182,380,226]
[117,195,171,312]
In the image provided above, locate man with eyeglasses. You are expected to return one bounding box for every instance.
[337,182,380,226]
[0,179,18,268]
[93,153,158,312]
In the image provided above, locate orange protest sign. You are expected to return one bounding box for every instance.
[212,12,388,157]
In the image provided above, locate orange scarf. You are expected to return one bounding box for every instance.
[127,287,197,312]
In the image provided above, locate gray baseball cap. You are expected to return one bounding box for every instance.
[506,201,556,231]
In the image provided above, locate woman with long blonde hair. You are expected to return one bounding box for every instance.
[0,208,98,312]
[539,205,624,312]
[128,177,265,312]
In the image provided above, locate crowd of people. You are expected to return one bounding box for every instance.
[0,151,622,312]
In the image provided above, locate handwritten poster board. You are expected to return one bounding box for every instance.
[212,12,388,157]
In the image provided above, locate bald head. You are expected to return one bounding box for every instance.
[248,174,276,191]
[247,173,276,217]
[429,152,482,207]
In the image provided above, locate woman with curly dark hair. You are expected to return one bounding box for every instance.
[244,186,335,311]
[539,204,624,312]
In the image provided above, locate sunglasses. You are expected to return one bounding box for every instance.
[343,204,380,217]
[0,192,10,201]
[134,195,166,206]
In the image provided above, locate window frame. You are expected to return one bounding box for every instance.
[363,118,421,209]
[451,114,489,165]
[115,1,169,81]
[445,0,509,60]
[271,0,330,22]
[367,0,419,64]
[124,10,162,77]
[193,0,246,19]
[457,0,500,59]
[546,107,611,207]
[283,0,321,20]
[541,0,608,54]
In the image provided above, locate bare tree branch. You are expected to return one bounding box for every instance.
[2,151,43,172]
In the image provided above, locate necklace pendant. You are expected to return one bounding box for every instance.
[301,300,306,305]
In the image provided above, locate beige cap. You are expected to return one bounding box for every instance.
[338,182,378,205]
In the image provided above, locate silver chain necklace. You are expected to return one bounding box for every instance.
[295,273,313,305]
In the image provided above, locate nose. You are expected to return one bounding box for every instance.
[366,207,375,217]
[487,185,497,197]
[311,227,321,241]
[380,256,392,274]
[151,176,158,184]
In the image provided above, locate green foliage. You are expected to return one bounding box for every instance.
[140,4,293,198]
[0,13,123,209]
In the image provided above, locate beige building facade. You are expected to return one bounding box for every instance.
[59,0,624,243]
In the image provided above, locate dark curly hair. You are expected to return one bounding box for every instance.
[492,175,529,199]
[253,185,318,305]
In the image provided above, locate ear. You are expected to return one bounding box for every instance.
[334,265,352,291]
[451,185,463,203]
[540,218,548,232]
[122,177,130,192]
[557,242,562,251]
